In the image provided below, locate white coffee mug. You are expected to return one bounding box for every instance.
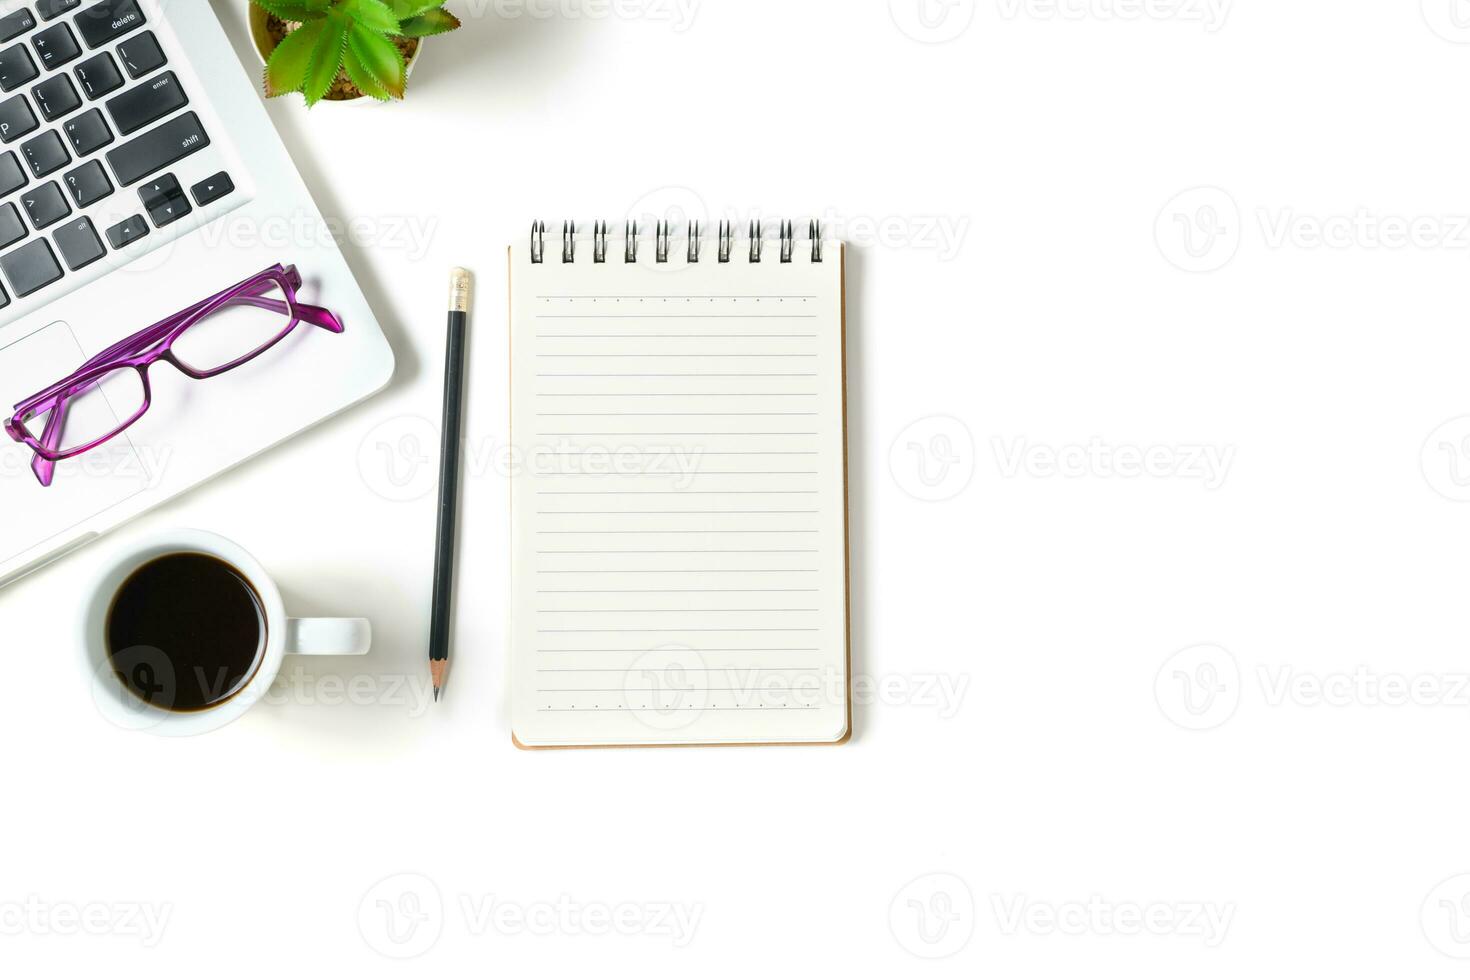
[81,528,372,736]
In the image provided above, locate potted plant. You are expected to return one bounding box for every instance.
[249,0,461,105]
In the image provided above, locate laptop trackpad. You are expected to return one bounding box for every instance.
[0,321,150,565]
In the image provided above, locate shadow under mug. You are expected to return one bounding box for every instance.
[81,528,372,736]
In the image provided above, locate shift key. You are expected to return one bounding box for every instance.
[106,71,186,136]
[105,111,208,186]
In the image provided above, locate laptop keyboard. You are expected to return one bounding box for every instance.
[0,0,233,309]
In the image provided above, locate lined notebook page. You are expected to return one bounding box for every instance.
[509,234,849,746]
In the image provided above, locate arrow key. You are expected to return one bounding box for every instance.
[105,213,147,249]
[190,171,231,207]
[139,171,188,227]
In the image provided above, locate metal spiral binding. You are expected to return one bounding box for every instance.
[530,220,546,264]
[534,217,823,264]
[593,220,608,263]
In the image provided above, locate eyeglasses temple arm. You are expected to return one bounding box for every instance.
[293,301,344,333]
[28,399,63,487]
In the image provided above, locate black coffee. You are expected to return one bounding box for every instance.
[106,553,267,712]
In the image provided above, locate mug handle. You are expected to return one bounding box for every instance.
[286,618,372,657]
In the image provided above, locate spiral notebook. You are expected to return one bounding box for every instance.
[509,220,850,748]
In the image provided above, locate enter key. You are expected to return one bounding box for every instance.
[105,69,186,136]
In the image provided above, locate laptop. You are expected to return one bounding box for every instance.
[0,0,396,587]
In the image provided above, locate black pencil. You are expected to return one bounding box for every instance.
[430,268,472,701]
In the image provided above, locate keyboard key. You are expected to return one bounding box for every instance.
[36,0,80,20]
[21,179,67,227]
[62,158,108,206]
[61,106,108,154]
[147,194,184,227]
[116,29,163,79]
[0,202,26,249]
[32,22,79,70]
[20,129,66,176]
[0,93,37,143]
[0,151,26,196]
[53,214,101,269]
[104,110,206,185]
[104,212,144,248]
[1,236,61,295]
[75,0,144,49]
[105,69,183,135]
[0,9,37,43]
[32,72,78,120]
[0,44,38,92]
[139,171,187,227]
[190,171,232,207]
[74,51,121,99]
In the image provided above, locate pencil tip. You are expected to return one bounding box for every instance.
[433,686,441,702]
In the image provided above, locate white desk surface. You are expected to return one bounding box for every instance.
[6,0,1470,975]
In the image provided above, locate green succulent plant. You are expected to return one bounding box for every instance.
[254,0,461,105]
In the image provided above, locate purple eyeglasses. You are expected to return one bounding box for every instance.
[4,263,344,487]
